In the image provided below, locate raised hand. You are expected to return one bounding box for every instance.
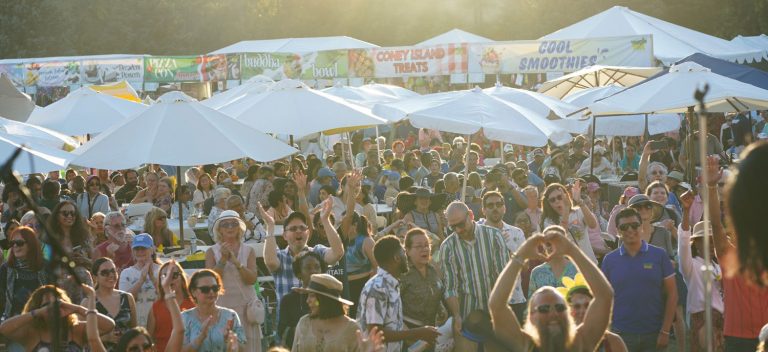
[162,260,176,292]
[256,202,275,231]
[705,155,722,186]
[293,170,308,192]
[357,326,385,352]
[680,190,694,211]
[320,198,334,222]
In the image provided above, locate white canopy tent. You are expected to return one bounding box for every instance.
[321,83,398,109]
[201,75,274,109]
[359,83,419,101]
[27,86,147,135]
[209,36,378,55]
[416,29,493,46]
[540,6,764,65]
[0,74,35,122]
[731,35,768,60]
[538,65,663,99]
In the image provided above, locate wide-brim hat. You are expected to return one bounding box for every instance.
[668,171,685,182]
[628,194,663,222]
[396,187,449,214]
[293,274,354,306]
[690,221,711,239]
[212,210,246,238]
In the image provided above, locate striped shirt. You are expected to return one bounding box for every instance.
[438,223,509,319]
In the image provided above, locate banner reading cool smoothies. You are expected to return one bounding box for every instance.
[468,35,653,74]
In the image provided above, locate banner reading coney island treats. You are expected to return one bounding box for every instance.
[468,35,653,74]
[350,44,468,78]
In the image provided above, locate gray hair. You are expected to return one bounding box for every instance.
[104,211,125,225]
[445,201,470,218]
[646,161,668,183]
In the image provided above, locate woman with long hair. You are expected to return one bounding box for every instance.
[84,260,185,352]
[143,207,177,248]
[204,210,262,351]
[240,165,260,197]
[118,234,161,328]
[153,177,174,214]
[131,171,159,204]
[147,260,195,352]
[85,257,137,351]
[76,175,110,220]
[0,227,50,323]
[181,270,246,351]
[292,274,362,351]
[277,251,326,349]
[48,200,94,304]
[540,182,599,264]
[0,285,114,351]
[193,173,215,211]
[646,181,680,240]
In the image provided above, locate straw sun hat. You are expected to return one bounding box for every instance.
[627,194,663,222]
[293,274,354,306]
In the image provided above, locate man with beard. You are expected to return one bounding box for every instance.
[478,191,527,322]
[489,225,614,352]
[91,211,135,271]
[357,234,440,352]
[439,201,510,351]
[263,198,345,310]
[115,169,140,205]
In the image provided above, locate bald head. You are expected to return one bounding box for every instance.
[445,201,469,218]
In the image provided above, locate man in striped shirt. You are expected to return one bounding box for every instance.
[439,201,509,351]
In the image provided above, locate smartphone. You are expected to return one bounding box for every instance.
[649,140,667,151]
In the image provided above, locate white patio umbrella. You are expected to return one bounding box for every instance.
[374,87,572,199]
[590,62,768,115]
[321,83,397,109]
[359,83,419,100]
[484,82,580,119]
[0,74,35,122]
[538,65,663,99]
[558,85,681,136]
[27,86,147,135]
[0,115,80,150]
[219,79,387,137]
[0,132,72,174]
[201,75,274,109]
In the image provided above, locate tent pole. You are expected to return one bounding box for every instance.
[589,116,596,175]
[697,110,714,352]
[176,166,184,250]
[687,106,696,185]
[346,132,356,169]
[461,134,471,201]
[644,113,650,140]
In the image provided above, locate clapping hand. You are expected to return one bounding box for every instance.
[357,326,385,352]
[293,170,307,193]
[256,202,275,234]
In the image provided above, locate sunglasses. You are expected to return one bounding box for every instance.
[287,225,309,233]
[99,268,117,277]
[10,239,26,247]
[618,222,641,231]
[484,201,504,210]
[197,285,220,294]
[448,217,468,232]
[127,343,154,352]
[60,210,76,218]
[219,220,240,229]
[547,194,564,204]
[534,303,567,314]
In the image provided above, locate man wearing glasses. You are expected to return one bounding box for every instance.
[92,211,135,271]
[438,201,509,351]
[602,207,677,351]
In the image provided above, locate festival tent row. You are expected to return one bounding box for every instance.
[731,35,768,60]
[415,29,493,46]
[208,36,379,55]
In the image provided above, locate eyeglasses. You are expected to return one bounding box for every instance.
[618,222,641,231]
[651,170,666,176]
[534,303,567,314]
[219,220,240,229]
[127,342,154,352]
[60,210,76,218]
[99,268,117,277]
[287,225,309,233]
[197,285,220,294]
[484,201,504,210]
[10,240,26,247]
[547,194,564,204]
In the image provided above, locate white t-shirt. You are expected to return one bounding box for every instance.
[118,263,161,327]
[477,219,527,304]
[543,208,598,264]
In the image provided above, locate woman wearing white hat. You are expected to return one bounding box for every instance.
[204,210,262,351]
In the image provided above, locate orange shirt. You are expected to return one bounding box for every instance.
[721,257,768,338]
[151,297,196,352]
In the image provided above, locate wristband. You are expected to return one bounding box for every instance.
[165,292,176,300]
[86,310,98,315]
[510,253,526,266]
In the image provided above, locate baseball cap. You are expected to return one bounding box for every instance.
[533,148,545,157]
[317,167,335,178]
[132,233,154,249]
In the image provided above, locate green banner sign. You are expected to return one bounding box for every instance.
[241,50,348,80]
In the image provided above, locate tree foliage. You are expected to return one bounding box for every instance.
[0,0,766,59]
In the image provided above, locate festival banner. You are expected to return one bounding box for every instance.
[143,56,201,83]
[226,54,242,81]
[352,44,468,78]
[24,61,81,87]
[201,54,228,82]
[468,35,653,74]
[241,51,348,81]
[81,57,144,87]
[0,63,25,87]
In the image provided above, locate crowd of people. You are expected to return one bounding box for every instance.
[0,114,766,352]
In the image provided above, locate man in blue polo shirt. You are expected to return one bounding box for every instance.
[601,207,677,352]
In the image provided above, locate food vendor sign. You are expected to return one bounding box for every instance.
[469,35,653,74]
[241,51,348,80]
[351,44,468,78]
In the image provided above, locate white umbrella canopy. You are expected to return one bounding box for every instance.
[219,79,387,137]
[0,115,79,150]
[0,132,72,174]
[374,87,572,147]
[483,83,580,119]
[0,74,35,122]
[590,62,768,115]
[26,86,147,135]
[557,85,681,136]
[538,65,663,99]
[201,75,274,109]
[359,83,419,100]
[321,83,397,108]
[71,91,297,169]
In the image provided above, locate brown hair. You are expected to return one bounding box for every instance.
[23,285,77,330]
[189,269,225,298]
[158,261,191,300]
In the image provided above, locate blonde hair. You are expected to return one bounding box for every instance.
[144,206,174,247]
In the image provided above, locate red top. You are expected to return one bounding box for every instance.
[151,297,196,352]
[721,257,768,338]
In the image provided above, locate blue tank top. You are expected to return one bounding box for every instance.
[345,234,371,276]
